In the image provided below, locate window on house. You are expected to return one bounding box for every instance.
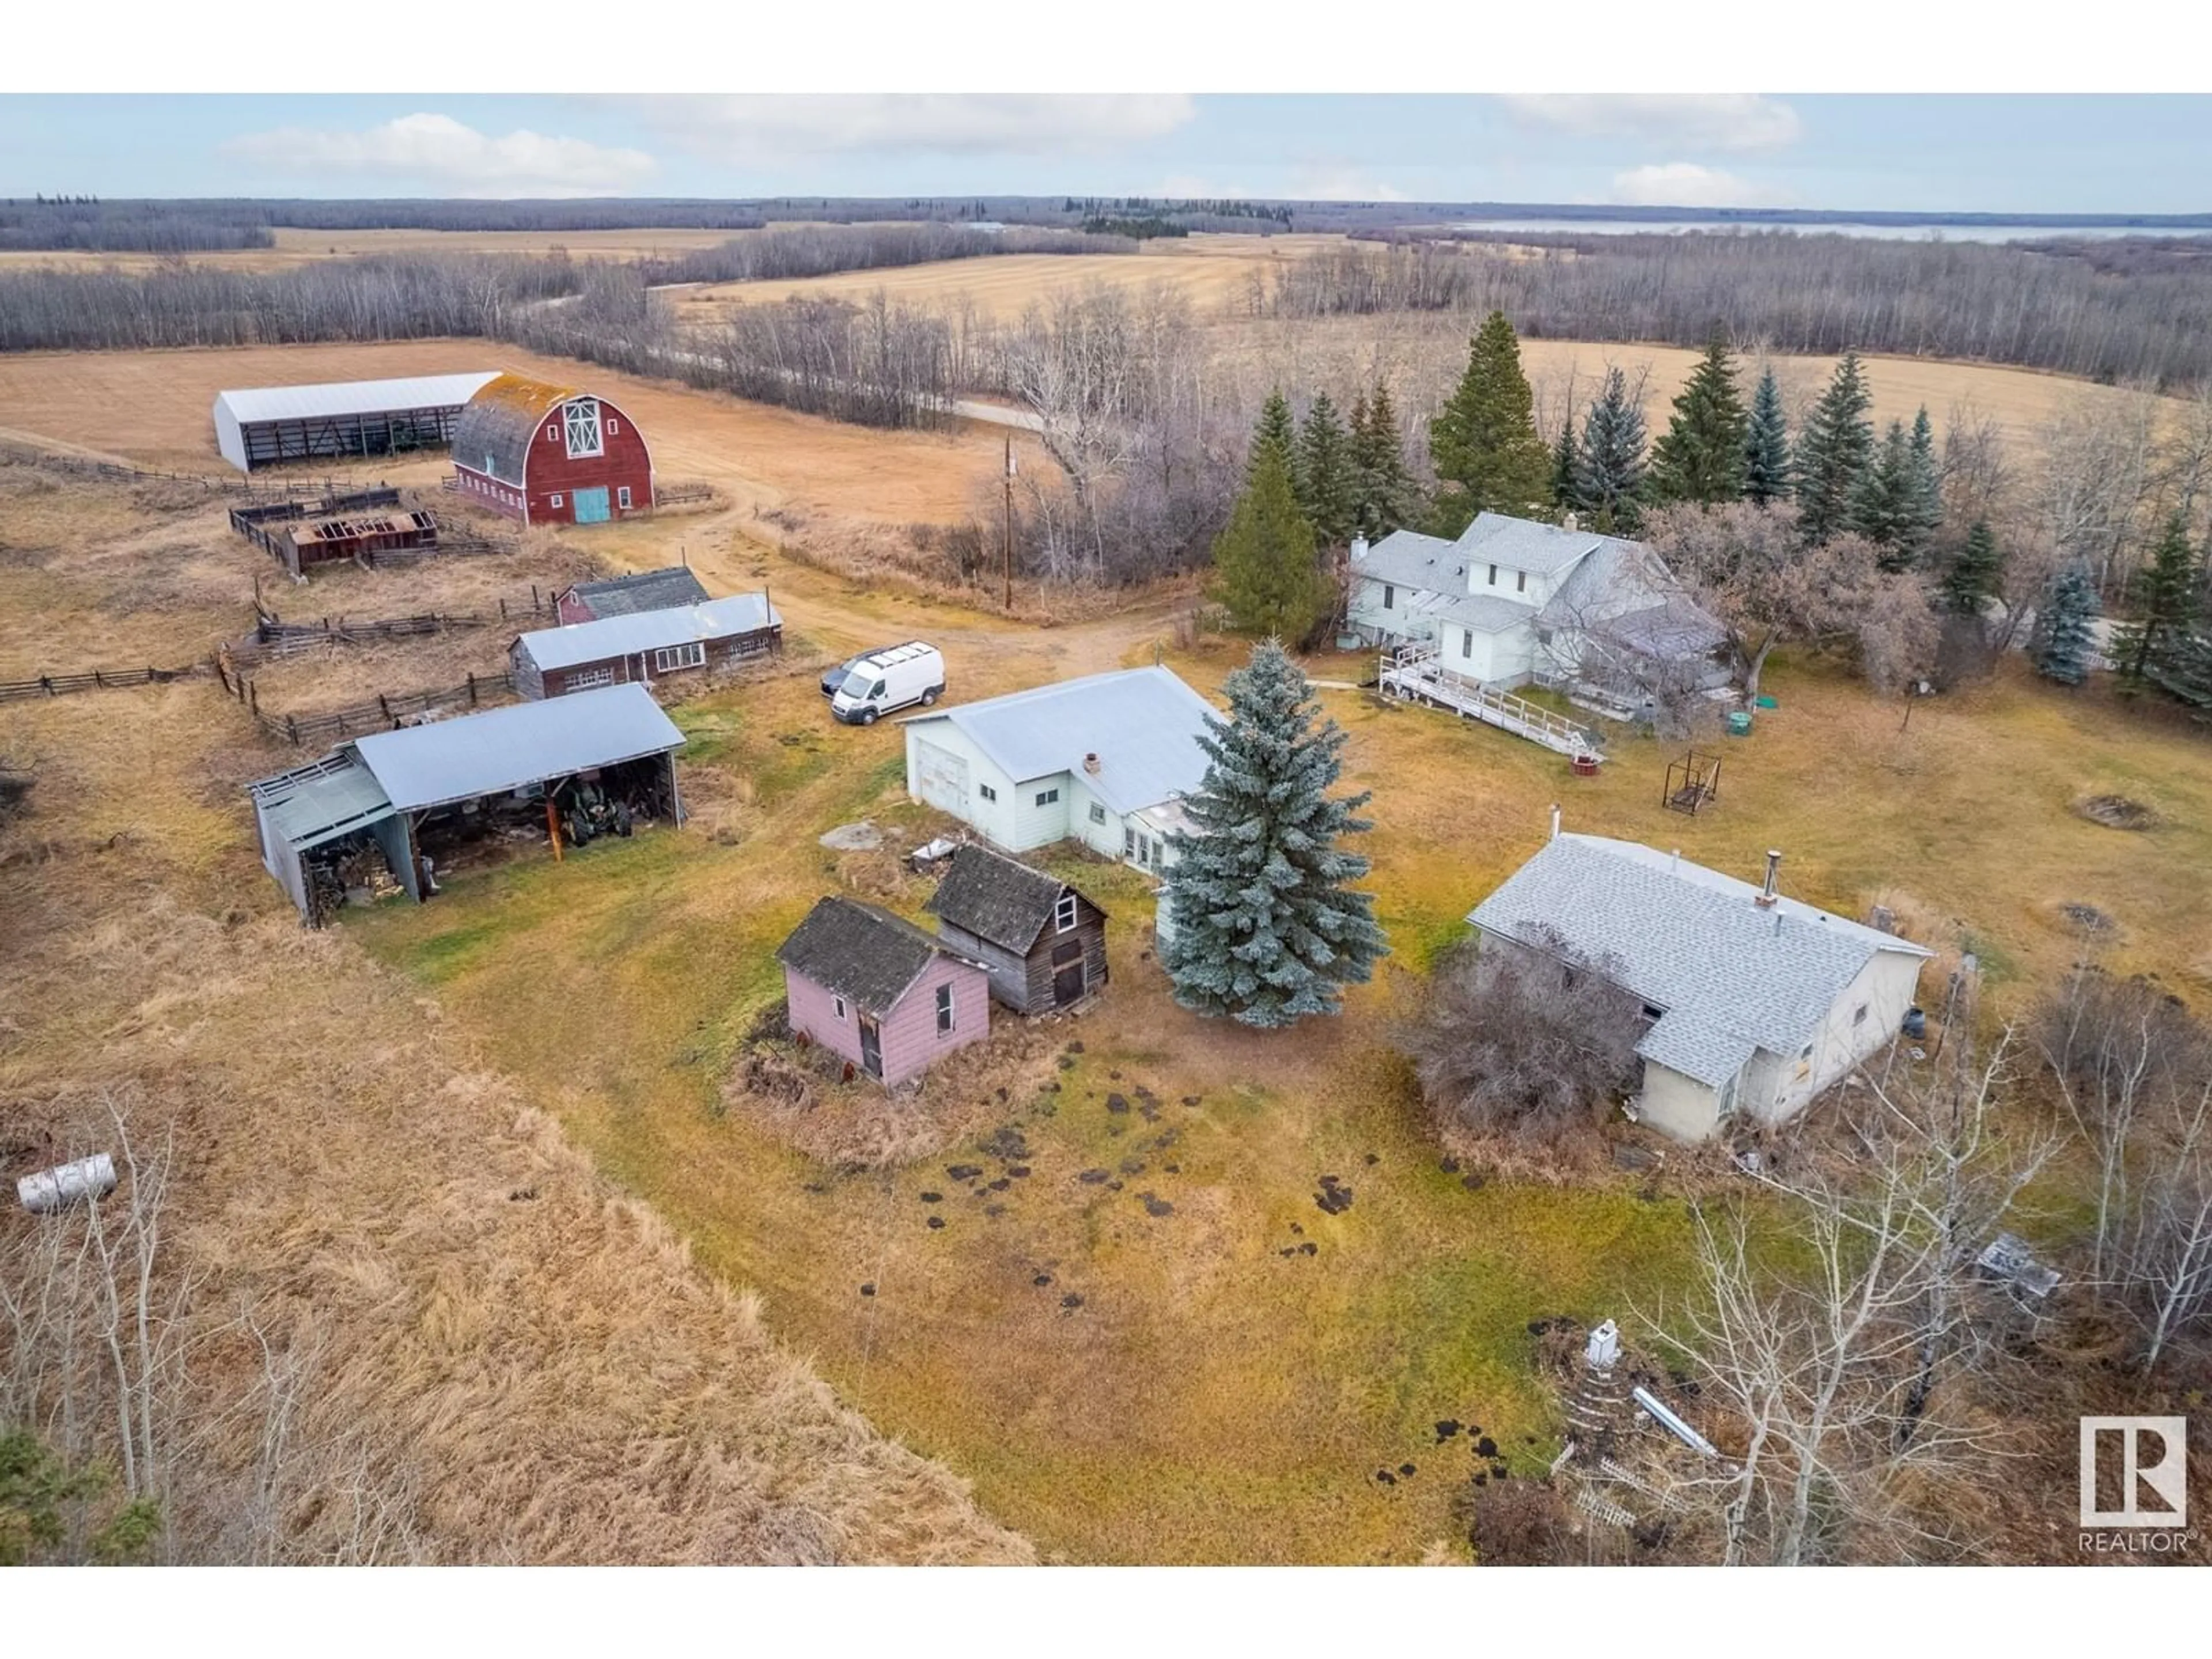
[566,666,615,691]
[1124,826,1136,857]
[1036,788,1059,807]
[1517,570,1528,593]
[833,995,847,1022]
[936,983,955,1035]
[979,783,998,802]
[551,493,563,508]
[563,398,604,459]
[652,641,706,672]
[1382,584,1394,610]
[1488,563,1498,586]
[617,486,632,509]
[1055,893,1080,933]
[1462,628,1474,656]
[1088,802,1106,825]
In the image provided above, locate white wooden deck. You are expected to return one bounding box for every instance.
[1378,645,1603,760]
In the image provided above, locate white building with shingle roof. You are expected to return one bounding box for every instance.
[1465,830,1933,1142]
[1346,511,1729,699]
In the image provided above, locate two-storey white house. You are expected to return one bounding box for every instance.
[1346,511,1730,700]
[901,666,1215,880]
[1465,830,1933,1142]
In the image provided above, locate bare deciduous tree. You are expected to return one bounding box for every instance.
[1642,1031,2055,1565]
[1400,930,1645,1145]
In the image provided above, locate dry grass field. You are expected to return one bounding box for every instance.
[0,338,1047,527]
[0,225,780,274]
[679,233,1357,323]
[0,461,1032,1564]
[7,324,2209,1563]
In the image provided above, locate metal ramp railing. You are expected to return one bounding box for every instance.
[1378,643,1601,760]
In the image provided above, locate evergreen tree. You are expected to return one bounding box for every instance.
[2031,561,2101,686]
[2114,511,2203,692]
[1941,520,2004,618]
[1249,389,1297,486]
[1906,406,1944,553]
[1210,443,1325,641]
[1647,331,1748,505]
[1349,380,1421,539]
[1571,366,1649,533]
[1847,419,1925,570]
[1428,310,1552,533]
[1296,391,1358,547]
[1743,365,1792,506]
[1549,406,1578,512]
[1794,350,1876,542]
[1160,641,1388,1028]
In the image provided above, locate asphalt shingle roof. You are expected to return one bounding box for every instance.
[564,566,711,619]
[777,896,972,1017]
[516,592,781,673]
[925,844,1102,953]
[902,666,1216,817]
[1466,835,1931,1087]
[1458,512,1619,577]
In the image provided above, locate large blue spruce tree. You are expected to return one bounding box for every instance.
[1160,642,1388,1027]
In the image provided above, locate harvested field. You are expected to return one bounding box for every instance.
[678,233,1358,323]
[0,339,1050,521]
[0,225,786,274]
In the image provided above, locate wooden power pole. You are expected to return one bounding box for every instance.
[1002,435,1015,611]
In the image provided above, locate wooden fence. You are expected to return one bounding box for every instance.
[0,438,310,499]
[0,661,213,703]
[226,589,551,669]
[654,482,714,506]
[233,669,522,747]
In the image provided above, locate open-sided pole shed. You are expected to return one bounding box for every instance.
[248,683,686,924]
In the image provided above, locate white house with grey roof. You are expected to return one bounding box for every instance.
[1465,831,1933,1142]
[1347,511,1729,701]
[900,666,1215,878]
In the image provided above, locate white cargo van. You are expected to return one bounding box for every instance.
[830,642,945,725]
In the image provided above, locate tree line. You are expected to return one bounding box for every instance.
[1269,231,2212,390]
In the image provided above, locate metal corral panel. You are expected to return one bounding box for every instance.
[350,683,683,812]
[516,592,782,673]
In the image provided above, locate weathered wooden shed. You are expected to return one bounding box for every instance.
[923,844,1108,1014]
[509,591,782,699]
[775,896,991,1088]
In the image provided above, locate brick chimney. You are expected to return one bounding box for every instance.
[1754,850,1782,907]
[1083,752,1101,775]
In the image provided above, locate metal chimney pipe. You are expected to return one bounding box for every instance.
[1550,803,1562,842]
[1756,849,1782,906]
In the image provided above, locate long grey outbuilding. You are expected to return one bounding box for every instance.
[213,372,500,472]
[248,683,685,923]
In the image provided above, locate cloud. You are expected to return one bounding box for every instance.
[643,95,1196,160]
[1287,166,1408,203]
[224,113,655,196]
[1499,94,1801,154]
[1610,162,1786,209]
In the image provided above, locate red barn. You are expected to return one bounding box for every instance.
[449,374,654,528]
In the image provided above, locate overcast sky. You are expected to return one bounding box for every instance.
[2,94,2206,214]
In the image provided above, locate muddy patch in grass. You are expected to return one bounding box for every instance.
[2077,793,2159,831]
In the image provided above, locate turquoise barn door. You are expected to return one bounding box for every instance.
[573,486,611,524]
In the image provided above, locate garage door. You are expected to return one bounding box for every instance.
[913,740,969,815]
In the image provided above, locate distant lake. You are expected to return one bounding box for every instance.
[1446,217,2207,244]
